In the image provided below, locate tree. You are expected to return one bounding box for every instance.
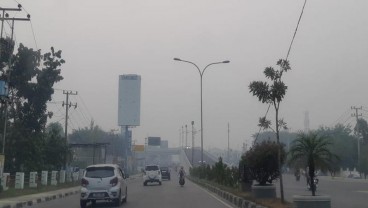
[288,132,337,196]
[242,141,286,185]
[249,59,291,202]
[316,124,357,171]
[44,122,67,170]
[0,40,64,173]
[355,118,368,143]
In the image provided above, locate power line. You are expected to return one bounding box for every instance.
[286,0,307,60]
[330,108,351,127]
[253,0,308,142]
[29,20,38,50]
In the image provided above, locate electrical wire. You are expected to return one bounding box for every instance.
[10,0,39,51]
[330,108,351,127]
[29,20,38,50]
[253,0,308,143]
[77,94,94,122]
[286,0,308,61]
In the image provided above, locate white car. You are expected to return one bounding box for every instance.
[143,165,162,186]
[80,164,128,208]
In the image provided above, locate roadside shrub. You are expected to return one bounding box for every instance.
[242,140,285,185]
[190,157,239,188]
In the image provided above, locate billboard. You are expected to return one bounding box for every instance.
[148,137,161,146]
[118,74,141,126]
[133,145,145,152]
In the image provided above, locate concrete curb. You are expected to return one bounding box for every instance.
[188,177,268,208]
[0,173,141,208]
[0,188,80,208]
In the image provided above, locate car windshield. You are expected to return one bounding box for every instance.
[161,167,168,171]
[145,166,159,171]
[85,167,114,178]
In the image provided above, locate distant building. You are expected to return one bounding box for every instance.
[161,140,168,149]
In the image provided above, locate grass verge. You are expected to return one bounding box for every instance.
[188,176,293,208]
[0,182,79,199]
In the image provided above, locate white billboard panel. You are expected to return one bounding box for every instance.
[118,74,141,126]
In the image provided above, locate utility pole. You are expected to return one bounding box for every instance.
[0,5,30,177]
[179,128,181,148]
[62,90,77,168]
[191,121,194,165]
[352,106,362,171]
[0,4,22,60]
[185,124,188,148]
[227,123,230,163]
[181,126,184,148]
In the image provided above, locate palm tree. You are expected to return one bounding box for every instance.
[288,132,337,196]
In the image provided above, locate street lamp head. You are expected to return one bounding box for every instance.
[222,60,230,63]
[173,58,181,61]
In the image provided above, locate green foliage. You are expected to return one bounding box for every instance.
[249,59,291,201]
[355,118,368,143]
[253,130,297,148]
[359,144,368,178]
[190,157,239,188]
[316,124,357,170]
[242,141,285,185]
[288,132,337,196]
[0,40,65,173]
[43,122,68,170]
[249,59,290,105]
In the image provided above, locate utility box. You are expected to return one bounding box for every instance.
[15,172,25,189]
[41,171,48,186]
[51,171,58,185]
[29,172,38,188]
[59,170,66,183]
[1,173,10,191]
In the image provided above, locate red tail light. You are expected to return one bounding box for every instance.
[110,177,118,187]
[81,178,89,187]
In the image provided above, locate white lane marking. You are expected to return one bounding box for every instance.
[356,191,368,194]
[190,181,235,208]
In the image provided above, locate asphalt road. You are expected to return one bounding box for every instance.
[277,173,368,208]
[32,172,234,208]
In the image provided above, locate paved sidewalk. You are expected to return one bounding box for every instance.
[0,186,80,208]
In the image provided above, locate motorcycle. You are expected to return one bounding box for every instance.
[307,177,319,191]
[295,173,301,181]
[179,175,185,186]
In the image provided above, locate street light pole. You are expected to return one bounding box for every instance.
[173,58,230,165]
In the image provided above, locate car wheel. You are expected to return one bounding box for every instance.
[159,181,162,185]
[143,182,147,186]
[80,200,87,208]
[122,188,127,203]
[113,190,122,206]
[91,200,96,206]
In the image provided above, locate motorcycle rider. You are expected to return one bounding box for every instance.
[178,166,186,185]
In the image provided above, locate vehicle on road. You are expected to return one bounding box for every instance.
[80,164,128,208]
[307,177,319,191]
[178,166,186,187]
[143,164,162,186]
[160,166,171,180]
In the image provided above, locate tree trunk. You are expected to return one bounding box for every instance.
[275,107,285,202]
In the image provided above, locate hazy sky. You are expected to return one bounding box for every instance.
[2,0,368,150]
